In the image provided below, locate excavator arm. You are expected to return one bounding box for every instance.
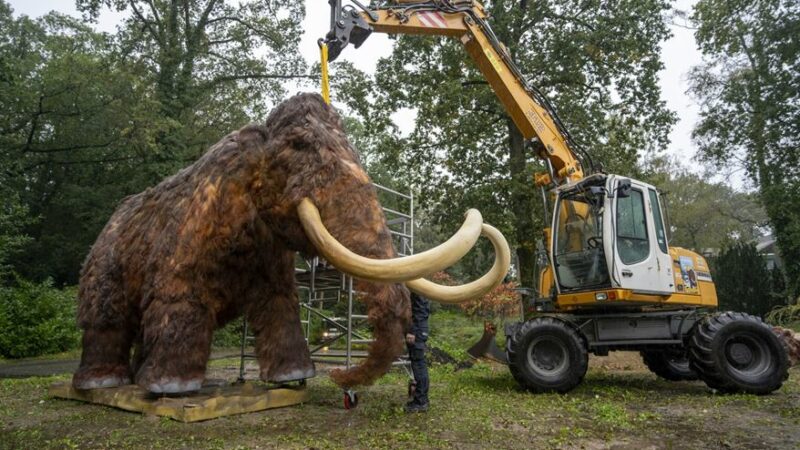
[324,0,587,186]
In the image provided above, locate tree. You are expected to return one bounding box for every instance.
[0,5,166,283]
[712,242,788,318]
[642,156,767,252]
[0,189,33,284]
[334,0,676,288]
[0,1,310,283]
[690,0,800,296]
[77,0,310,163]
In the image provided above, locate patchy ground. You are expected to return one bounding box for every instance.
[0,352,798,450]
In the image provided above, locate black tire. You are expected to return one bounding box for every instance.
[641,349,699,381]
[689,311,789,395]
[507,317,588,393]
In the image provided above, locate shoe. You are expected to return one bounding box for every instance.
[404,402,429,413]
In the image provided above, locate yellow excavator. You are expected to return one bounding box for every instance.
[322,0,789,394]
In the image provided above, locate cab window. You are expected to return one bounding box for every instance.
[553,189,610,291]
[648,189,668,253]
[616,189,649,264]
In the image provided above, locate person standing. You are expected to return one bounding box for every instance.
[405,292,430,413]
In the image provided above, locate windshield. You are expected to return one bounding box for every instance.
[554,189,610,291]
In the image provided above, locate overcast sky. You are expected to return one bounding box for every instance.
[7,0,704,169]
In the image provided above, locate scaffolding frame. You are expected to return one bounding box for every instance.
[238,184,413,381]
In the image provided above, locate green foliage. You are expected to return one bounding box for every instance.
[690,0,800,297]
[0,189,34,284]
[0,0,309,284]
[642,156,767,251]
[75,0,309,157]
[711,242,789,318]
[428,309,485,359]
[0,279,80,358]
[212,320,245,348]
[766,299,800,329]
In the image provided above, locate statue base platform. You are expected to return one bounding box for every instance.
[48,380,308,422]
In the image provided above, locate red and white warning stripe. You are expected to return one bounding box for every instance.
[416,11,448,28]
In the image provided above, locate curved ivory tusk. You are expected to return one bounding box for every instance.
[405,223,511,304]
[297,198,483,283]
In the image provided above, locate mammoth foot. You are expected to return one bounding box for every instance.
[142,377,204,394]
[72,365,131,390]
[261,364,316,383]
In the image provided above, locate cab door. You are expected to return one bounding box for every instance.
[610,179,674,294]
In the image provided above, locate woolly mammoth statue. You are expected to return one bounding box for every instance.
[73,93,510,394]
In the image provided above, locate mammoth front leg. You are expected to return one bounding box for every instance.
[248,250,315,383]
[135,293,214,394]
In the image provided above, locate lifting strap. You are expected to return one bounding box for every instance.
[319,42,331,105]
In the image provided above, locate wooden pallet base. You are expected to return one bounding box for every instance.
[49,380,308,422]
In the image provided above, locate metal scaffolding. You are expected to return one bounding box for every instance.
[238,184,413,381]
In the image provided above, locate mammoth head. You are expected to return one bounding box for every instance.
[265,93,511,304]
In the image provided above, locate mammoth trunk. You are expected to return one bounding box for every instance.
[305,183,412,388]
[330,283,410,388]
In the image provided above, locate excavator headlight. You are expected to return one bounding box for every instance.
[595,292,608,301]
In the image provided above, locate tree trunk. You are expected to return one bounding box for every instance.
[508,120,538,289]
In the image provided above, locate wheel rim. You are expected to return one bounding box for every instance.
[722,332,774,380]
[526,335,569,379]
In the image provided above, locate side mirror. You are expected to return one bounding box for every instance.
[616,179,632,198]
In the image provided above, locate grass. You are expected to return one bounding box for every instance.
[1,310,799,449]
[4,362,798,449]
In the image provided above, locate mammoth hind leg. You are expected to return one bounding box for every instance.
[135,300,214,394]
[72,327,134,390]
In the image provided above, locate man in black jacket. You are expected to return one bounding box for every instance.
[405,292,430,413]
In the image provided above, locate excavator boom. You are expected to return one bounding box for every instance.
[324,0,585,186]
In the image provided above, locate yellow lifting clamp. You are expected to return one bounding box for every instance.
[319,41,331,105]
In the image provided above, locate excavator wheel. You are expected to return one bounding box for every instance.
[689,311,789,395]
[640,349,699,381]
[507,317,588,393]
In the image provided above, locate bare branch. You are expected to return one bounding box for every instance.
[203,73,314,88]
[129,0,163,44]
[22,141,117,154]
[204,15,280,46]
[143,0,162,25]
[197,0,220,30]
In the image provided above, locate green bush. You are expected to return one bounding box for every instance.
[212,319,245,348]
[711,242,790,318]
[766,299,800,330]
[0,278,80,358]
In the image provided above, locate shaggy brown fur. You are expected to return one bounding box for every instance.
[774,327,800,366]
[73,93,411,392]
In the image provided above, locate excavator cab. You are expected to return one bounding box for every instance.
[552,175,611,293]
[550,174,675,298]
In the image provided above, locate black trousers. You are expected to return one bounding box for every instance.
[407,342,429,405]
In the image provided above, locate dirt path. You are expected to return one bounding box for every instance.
[0,350,244,379]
